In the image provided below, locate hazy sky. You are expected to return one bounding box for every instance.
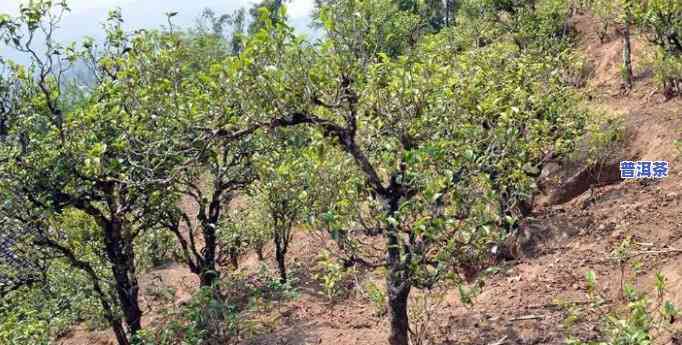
[0,0,317,63]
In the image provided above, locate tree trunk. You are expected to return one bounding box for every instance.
[622,24,633,89]
[104,218,142,338]
[199,200,221,287]
[111,319,130,345]
[256,244,264,261]
[387,276,411,345]
[229,247,239,270]
[275,236,287,284]
[383,194,412,345]
[199,266,219,287]
[622,3,633,90]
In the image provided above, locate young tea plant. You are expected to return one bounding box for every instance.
[610,237,636,301]
[313,250,354,301]
[585,270,606,305]
[364,281,388,317]
[408,288,448,345]
[568,271,679,345]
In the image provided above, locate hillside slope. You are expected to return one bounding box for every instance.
[57,12,682,345]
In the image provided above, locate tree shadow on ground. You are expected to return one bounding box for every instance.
[242,321,322,345]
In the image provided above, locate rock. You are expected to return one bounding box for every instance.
[540,162,561,179]
[611,229,624,240]
[546,160,623,205]
[598,222,615,232]
[176,297,192,307]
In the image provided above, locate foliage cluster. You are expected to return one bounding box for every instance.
[0,263,103,345]
[568,272,679,345]
[585,0,682,94]
[0,0,624,345]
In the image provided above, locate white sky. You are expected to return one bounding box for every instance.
[0,0,315,17]
[0,0,137,15]
[1,0,317,63]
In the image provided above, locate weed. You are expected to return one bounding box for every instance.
[364,281,387,317]
[313,250,354,301]
[644,49,682,98]
[408,288,447,345]
[567,271,679,345]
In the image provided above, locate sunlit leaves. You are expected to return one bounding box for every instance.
[228,0,587,292]
[0,1,596,342]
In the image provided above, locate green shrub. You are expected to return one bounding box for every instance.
[567,273,679,345]
[0,263,104,345]
[313,250,354,301]
[137,230,178,269]
[364,281,387,317]
[647,49,682,97]
[635,0,682,96]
